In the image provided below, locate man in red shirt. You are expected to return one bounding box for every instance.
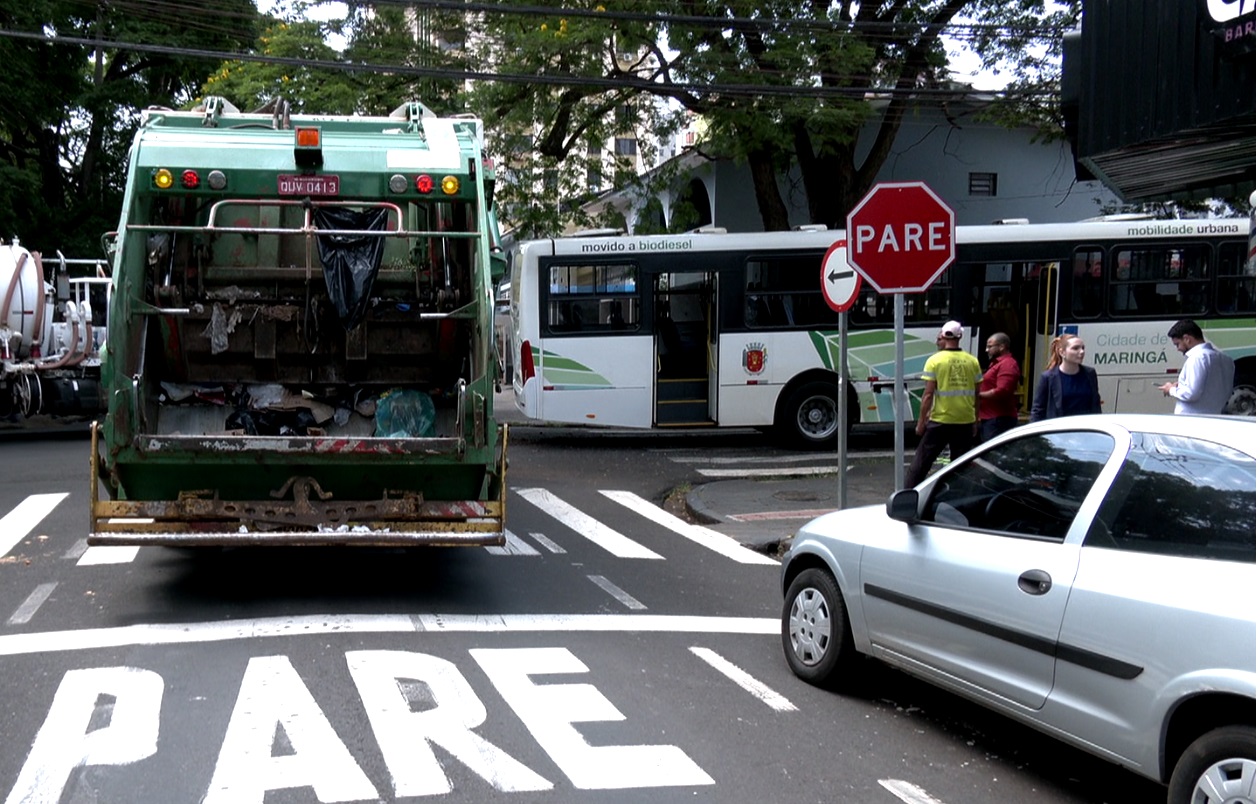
[978,332,1021,442]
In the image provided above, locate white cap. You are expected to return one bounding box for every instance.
[940,321,964,339]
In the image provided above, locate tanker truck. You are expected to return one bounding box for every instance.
[89,97,507,547]
[1,242,110,424]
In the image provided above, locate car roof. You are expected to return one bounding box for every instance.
[1013,414,1257,457]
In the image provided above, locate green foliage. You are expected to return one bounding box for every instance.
[0,0,256,256]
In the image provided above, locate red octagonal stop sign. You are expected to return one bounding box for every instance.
[846,182,955,294]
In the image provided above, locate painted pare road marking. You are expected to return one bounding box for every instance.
[8,583,58,626]
[515,488,662,559]
[587,575,647,610]
[599,490,778,566]
[688,647,796,712]
[0,613,779,657]
[879,779,948,804]
[0,493,68,557]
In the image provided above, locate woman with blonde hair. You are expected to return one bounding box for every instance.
[1029,333,1102,421]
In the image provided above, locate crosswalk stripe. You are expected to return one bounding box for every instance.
[527,532,566,554]
[515,488,662,560]
[484,529,541,556]
[77,545,142,566]
[599,490,778,566]
[0,493,68,558]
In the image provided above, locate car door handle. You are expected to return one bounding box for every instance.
[1018,569,1053,595]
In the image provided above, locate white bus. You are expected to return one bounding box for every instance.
[509,219,1254,448]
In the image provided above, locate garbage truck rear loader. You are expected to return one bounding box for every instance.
[90,98,507,547]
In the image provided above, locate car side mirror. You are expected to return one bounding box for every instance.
[886,488,921,523]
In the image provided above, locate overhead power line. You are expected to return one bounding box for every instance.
[0,28,1060,102]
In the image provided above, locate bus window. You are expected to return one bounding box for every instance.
[546,262,640,333]
[743,256,834,328]
[1071,249,1104,318]
[1217,241,1256,313]
[906,267,951,323]
[1109,245,1210,317]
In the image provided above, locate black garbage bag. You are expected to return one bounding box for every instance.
[313,206,389,330]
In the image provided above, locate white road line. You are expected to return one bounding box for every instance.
[0,493,69,557]
[697,466,836,478]
[663,453,837,466]
[62,539,89,560]
[515,488,662,559]
[7,582,58,626]
[688,647,796,712]
[0,613,779,657]
[587,575,647,610]
[599,490,778,566]
[878,779,948,804]
[484,530,540,556]
[527,532,566,554]
[77,545,142,566]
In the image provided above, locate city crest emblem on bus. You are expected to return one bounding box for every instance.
[744,343,767,375]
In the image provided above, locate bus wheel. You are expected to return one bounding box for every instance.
[1225,383,1256,416]
[778,382,839,450]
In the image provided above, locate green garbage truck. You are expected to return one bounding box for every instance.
[89,97,507,547]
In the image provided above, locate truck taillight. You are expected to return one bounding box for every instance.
[415,174,434,194]
[520,340,535,381]
[181,170,200,189]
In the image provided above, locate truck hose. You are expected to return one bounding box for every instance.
[34,301,79,370]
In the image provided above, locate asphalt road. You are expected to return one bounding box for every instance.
[0,429,1163,803]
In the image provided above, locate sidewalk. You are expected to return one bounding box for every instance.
[683,459,899,554]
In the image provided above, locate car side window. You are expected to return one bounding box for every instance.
[1087,433,1256,562]
[923,431,1115,539]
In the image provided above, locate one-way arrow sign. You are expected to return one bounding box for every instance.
[820,240,861,312]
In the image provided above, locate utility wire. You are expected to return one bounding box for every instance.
[0,28,1061,101]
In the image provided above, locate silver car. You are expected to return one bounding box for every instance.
[780,414,1256,804]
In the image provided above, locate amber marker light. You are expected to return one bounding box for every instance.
[153,168,174,189]
[441,175,460,195]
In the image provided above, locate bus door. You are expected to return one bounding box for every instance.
[964,259,1057,415]
[653,271,717,426]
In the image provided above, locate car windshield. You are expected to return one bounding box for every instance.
[923,430,1115,539]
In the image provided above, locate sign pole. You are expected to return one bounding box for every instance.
[837,308,848,509]
[893,293,905,490]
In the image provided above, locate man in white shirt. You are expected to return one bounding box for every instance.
[1159,319,1235,415]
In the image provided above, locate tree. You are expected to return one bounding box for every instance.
[201,2,466,116]
[460,0,1077,233]
[0,0,258,256]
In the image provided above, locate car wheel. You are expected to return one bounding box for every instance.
[781,568,854,687]
[1167,725,1256,804]
[777,382,842,450]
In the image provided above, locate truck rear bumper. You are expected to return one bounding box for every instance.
[89,422,508,548]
